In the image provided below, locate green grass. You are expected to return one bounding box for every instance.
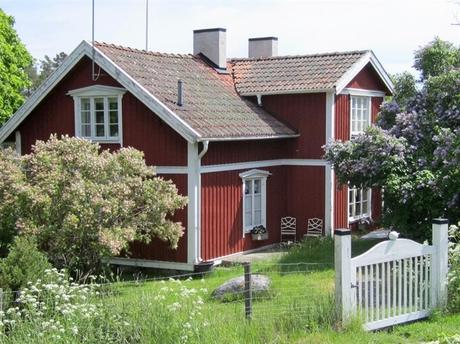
[2,237,459,343]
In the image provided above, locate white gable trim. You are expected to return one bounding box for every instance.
[340,88,386,97]
[335,51,394,95]
[0,40,200,144]
[239,169,271,179]
[67,85,126,97]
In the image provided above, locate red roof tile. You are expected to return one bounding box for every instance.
[95,43,297,140]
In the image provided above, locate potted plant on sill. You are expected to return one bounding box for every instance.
[250,225,268,241]
[357,217,372,232]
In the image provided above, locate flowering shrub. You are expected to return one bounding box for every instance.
[0,135,187,275]
[448,222,460,313]
[0,268,135,342]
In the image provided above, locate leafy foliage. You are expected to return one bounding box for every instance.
[0,236,51,292]
[0,136,187,275]
[324,39,460,239]
[0,9,32,125]
[414,37,460,80]
[26,52,68,95]
[391,71,417,108]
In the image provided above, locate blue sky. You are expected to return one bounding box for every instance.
[2,0,459,75]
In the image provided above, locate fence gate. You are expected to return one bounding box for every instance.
[335,219,448,331]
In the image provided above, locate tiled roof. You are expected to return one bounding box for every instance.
[95,43,297,140]
[230,51,369,95]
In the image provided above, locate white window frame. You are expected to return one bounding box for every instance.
[348,186,372,222]
[68,85,126,144]
[350,95,372,137]
[239,169,270,237]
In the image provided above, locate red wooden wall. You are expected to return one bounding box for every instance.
[18,57,187,166]
[347,63,390,93]
[334,91,384,231]
[200,165,324,260]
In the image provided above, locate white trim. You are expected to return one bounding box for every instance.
[155,166,188,174]
[153,159,326,175]
[240,169,269,236]
[15,131,21,155]
[239,88,334,97]
[197,133,299,142]
[201,158,326,173]
[335,51,394,95]
[0,40,200,144]
[108,257,194,271]
[187,142,200,264]
[67,85,126,97]
[340,88,386,97]
[324,92,335,236]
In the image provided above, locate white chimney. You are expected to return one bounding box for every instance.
[193,28,227,70]
[248,37,278,58]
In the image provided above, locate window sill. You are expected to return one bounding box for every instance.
[79,137,121,144]
[348,215,371,223]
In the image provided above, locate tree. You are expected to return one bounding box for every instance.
[0,136,187,275]
[324,38,460,239]
[390,72,417,109]
[26,52,68,95]
[0,9,32,125]
[414,37,460,80]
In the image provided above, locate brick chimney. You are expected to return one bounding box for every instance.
[248,37,278,58]
[193,28,227,70]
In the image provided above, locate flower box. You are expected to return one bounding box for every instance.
[251,232,268,241]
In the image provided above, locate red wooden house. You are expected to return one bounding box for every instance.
[0,28,393,271]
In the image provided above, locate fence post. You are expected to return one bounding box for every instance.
[244,262,252,320]
[431,218,449,309]
[335,228,353,324]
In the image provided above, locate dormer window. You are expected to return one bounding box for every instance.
[68,85,126,143]
[350,95,371,136]
[239,169,270,236]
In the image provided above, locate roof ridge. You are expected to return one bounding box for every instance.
[229,49,370,62]
[94,41,194,58]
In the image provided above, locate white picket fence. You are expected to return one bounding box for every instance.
[335,219,449,330]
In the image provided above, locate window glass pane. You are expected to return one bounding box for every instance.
[253,195,261,211]
[254,210,262,225]
[245,212,252,226]
[81,124,91,137]
[96,112,105,124]
[109,111,118,124]
[81,112,90,124]
[244,195,252,212]
[109,98,118,111]
[81,98,90,111]
[109,125,119,138]
[245,180,252,195]
[362,201,368,214]
[96,124,105,137]
[95,98,104,111]
[254,179,261,194]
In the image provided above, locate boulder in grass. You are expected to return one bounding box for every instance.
[211,274,271,301]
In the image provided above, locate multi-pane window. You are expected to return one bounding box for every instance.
[69,85,125,143]
[240,169,270,234]
[351,96,371,135]
[349,187,371,221]
[244,179,262,229]
[78,97,120,141]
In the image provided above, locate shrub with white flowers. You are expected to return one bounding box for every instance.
[0,268,134,342]
[0,135,187,275]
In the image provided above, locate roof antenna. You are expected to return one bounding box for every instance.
[91,0,96,81]
[145,0,149,50]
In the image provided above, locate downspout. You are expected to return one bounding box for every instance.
[196,140,209,262]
